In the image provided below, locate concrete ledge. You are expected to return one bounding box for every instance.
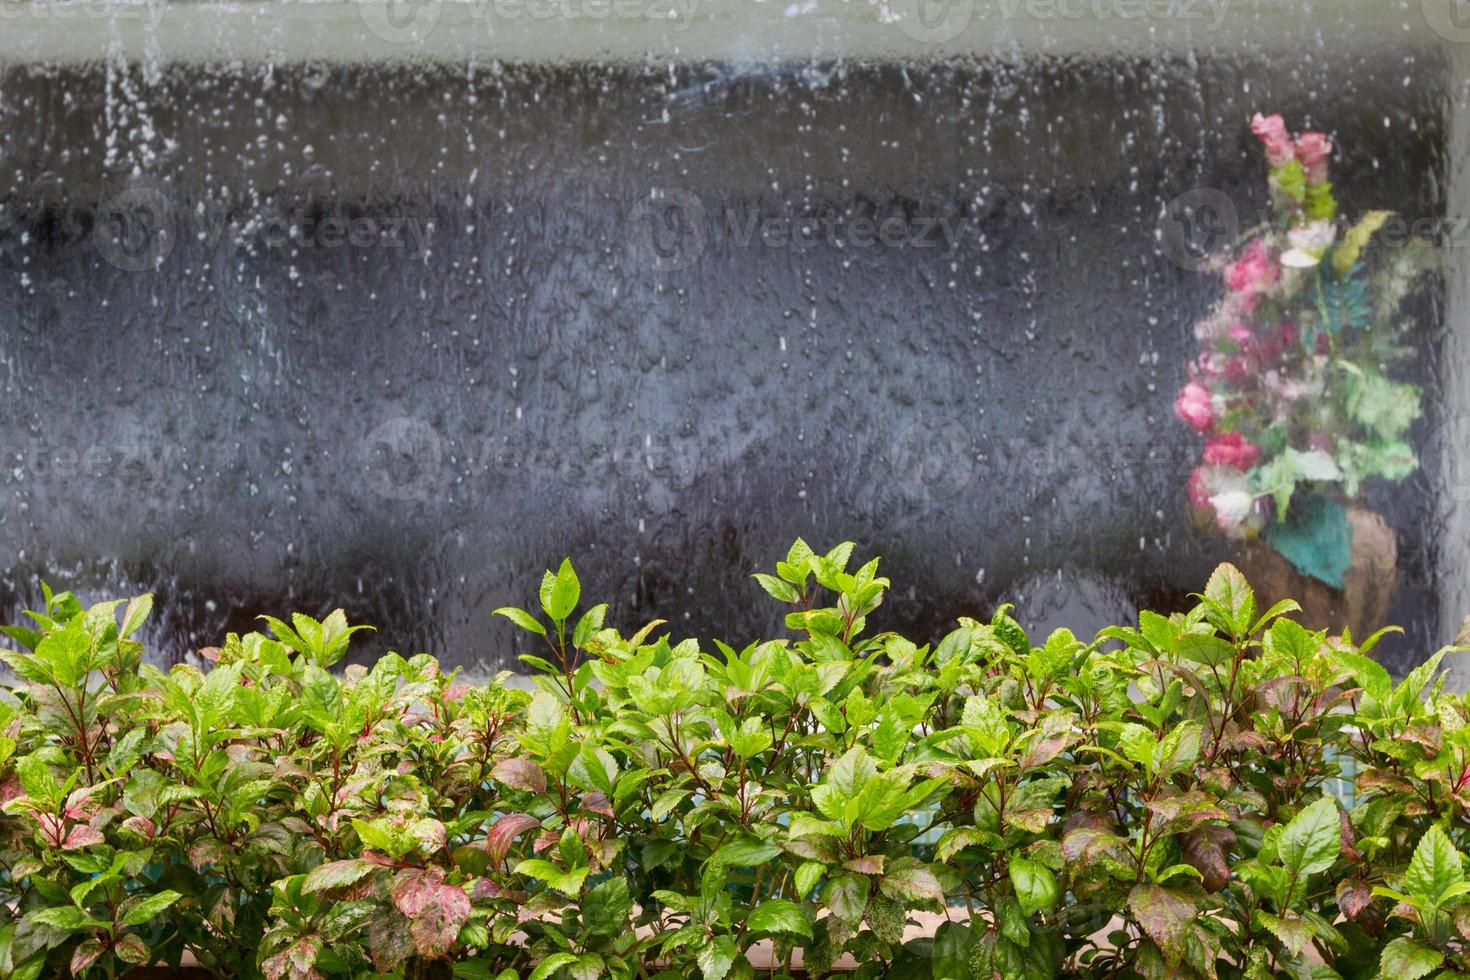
[0,0,1446,66]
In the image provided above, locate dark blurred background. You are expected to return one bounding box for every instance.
[0,45,1452,674]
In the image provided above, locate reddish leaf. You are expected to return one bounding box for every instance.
[1062,828,1130,867]
[471,877,505,900]
[1128,883,1195,961]
[844,855,885,875]
[1180,825,1236,893]
[391,867,449,918]
[1338,878,1373,921]
[1020,733,1071,769]
[582,791,615,817]
[408,883,472,959]
[262,936,323,980]
[1144,791,1227,832]
[70,940,105,976]
[61,825,103,850]
[409,818,448,855]
[368,911,415,972]
[492,757,547,793]
[486,812,541,867]
[113,933,151,966]
[121,815,157,840]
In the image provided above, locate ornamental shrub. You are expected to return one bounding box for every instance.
[0,540,1467,979]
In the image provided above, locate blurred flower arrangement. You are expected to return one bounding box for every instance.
[1175,113,1435,588]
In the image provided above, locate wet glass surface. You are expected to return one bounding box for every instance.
[0,7,1456,673]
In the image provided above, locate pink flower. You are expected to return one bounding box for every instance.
[1294,132,1333,184]
[1227,322,1253,346]
[1225,239,1279,298]
[1203,432,1261,469]
[1173,382,1214,433]
[1263,370,1320,402]
[1189,353,1228,381]
[1187,467,1212,508]
[1251,113,1295,168]
[1224,356,1254,383]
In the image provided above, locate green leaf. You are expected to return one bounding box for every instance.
[1155,721,1202,777]
[1171,632,1237,668]
[120,594,154,639]
[1254,910,1313,958]
[304,859,378,894]
[582,877,633,936]
[29,906,108,932]
[697,936,737,980]
[493,606,546,637]
[121,890,182,927]
[572,604,607,647]
[711,839,782,868]
[827,873,869,925]
[932,921,971,980]
[794,862,824,899]
[34,627,91,688]
[879,860,944,905]
[745,899,812,939]
[545,559,581,622]
[529,952,580,980]
[1009,857,1058,916]
[1277,796,1341,879]
[1204,563,1255,636]
[1404,825,1464,905]
[753,573,800,603]
[1377,936,1444,980]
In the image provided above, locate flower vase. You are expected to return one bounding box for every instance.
[1233,505,1397,642]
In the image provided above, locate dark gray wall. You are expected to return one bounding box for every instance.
[0,52,1451,672]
